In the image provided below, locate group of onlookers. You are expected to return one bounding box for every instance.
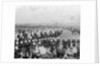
[14,28,80,59]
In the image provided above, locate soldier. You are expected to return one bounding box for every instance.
[56,40,65,58]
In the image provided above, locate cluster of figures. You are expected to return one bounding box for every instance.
[15,28,80,59]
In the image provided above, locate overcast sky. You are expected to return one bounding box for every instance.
[16,5,80,26]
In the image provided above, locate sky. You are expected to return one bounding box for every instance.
[16,5,80,26]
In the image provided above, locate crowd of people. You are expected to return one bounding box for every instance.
[14,28,80,59]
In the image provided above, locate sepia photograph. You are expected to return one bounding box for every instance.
[14,5,80,59]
